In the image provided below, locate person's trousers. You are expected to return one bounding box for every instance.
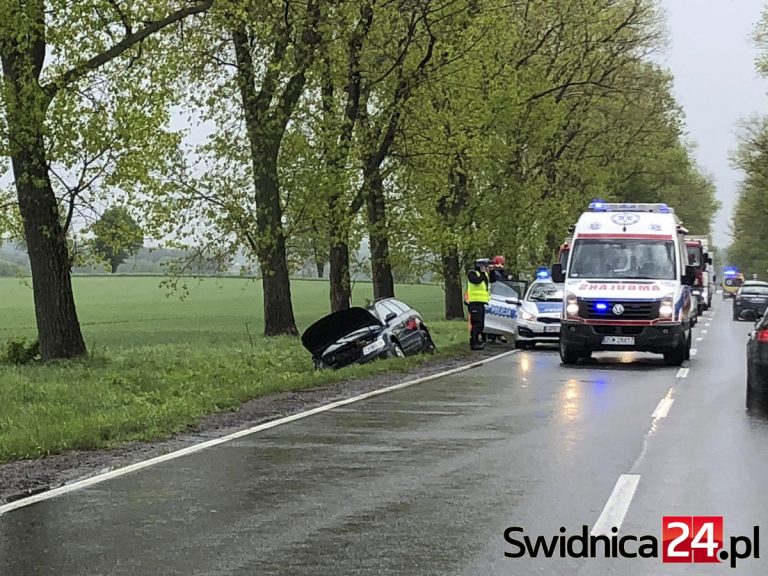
[468,302,486,347]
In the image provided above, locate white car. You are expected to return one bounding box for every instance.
[515,280,564,349]
[483,281,521,338]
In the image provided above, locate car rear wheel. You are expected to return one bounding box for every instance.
[420,330,436,354]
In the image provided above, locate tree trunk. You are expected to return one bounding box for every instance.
[252,149,299,336]
[442,248,464,320]
[315,259,325,278]
[110,260,119,274]
[12,145,87,360]
[231,24,301,337]
[364,166,394,300]
[3,48,87,361]
[329,240,352,312]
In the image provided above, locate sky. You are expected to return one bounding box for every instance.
[660,0,768,248]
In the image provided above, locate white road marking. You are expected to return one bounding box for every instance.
[676,368,689,378]
[696,337,703,342]
[0,349,520,516]
[651,397,674,419]
[702,330,708,334]
[592,474,641,536]
[690,348,697,356]
[705,323,711,327]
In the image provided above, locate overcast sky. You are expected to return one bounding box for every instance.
[660,0,768,248]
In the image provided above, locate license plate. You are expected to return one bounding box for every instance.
[362,339,385,356]
[602,336,635,345]
[544,325,560,333]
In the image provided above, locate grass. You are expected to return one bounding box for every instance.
[0,277,469,463]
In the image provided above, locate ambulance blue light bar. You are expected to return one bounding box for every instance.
[723,266,740,276]
[587,202,673,213]
[536,267,550,279]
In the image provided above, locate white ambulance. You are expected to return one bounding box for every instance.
[551,201,696,366]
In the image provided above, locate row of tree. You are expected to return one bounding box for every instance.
[728,6,768,276]
[0,0,720,360]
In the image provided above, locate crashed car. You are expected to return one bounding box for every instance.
[301,298,436,369]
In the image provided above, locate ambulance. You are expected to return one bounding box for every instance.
[551,201,697,366]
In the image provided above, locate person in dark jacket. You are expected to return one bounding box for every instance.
[465,258,501,350]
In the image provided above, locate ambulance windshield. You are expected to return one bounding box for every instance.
[569,239,676,280]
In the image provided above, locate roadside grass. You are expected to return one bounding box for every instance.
[0,277,471,463]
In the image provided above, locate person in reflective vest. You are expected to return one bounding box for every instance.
[466,258,496,350]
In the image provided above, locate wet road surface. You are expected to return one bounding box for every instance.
[2,300,767,575]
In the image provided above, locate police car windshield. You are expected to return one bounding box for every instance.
[528,283,564,301]
[569,239,676,280]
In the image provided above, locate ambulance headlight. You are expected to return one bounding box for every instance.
[659,296,674,319]
[565,294,579,318]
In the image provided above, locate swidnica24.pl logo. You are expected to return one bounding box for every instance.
[504,517,759,568]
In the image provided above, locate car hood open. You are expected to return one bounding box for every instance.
[301,307,384,356]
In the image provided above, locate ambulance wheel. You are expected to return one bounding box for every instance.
[559,340,580,365]
[664,335,687,366]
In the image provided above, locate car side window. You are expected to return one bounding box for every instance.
[389,299,411,314]
[373,302,391,321]
[375,301,401,319]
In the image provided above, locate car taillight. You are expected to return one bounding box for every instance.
[757,329,768,343]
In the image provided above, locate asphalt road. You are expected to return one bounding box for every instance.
[2,299,766,575]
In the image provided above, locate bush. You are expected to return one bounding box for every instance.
[3,337,41,365]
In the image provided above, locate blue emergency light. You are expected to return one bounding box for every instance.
[723,266,739,276]
[536,266,550,279]
[595,302,608,312]
[589,199,606,211]
[658,203,670,213]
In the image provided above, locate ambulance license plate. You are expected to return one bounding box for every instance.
[544,325,560,333]
[602,336,635,345]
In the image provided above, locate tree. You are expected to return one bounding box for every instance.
[92,206,143,273]
[0,0,213,360]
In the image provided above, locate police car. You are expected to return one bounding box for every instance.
[515,273,564,349]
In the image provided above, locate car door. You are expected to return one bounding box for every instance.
[484,282,519,336]
[374,300,409,351]
[387,299,423,353]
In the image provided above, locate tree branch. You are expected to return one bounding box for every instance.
[43,0,213,99]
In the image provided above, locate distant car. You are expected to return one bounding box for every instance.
[733,281,768,321]
[483,281,520,339]
[301,298,435,369]
[746,308,768,411]
[515,279,564,349]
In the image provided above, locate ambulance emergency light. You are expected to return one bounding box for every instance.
[536,267,550,279]
[587,201,671,213]
[723,266,740,276]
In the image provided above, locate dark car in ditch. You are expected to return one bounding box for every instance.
[744,308,768,411]
[733,281,768,321]
[301,298,436,370]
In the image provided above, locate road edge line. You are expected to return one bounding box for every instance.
[0,348,519,515]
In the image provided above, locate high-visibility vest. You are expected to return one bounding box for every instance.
[466,275,490,303]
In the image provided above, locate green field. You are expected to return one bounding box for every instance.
[0,277,468,462]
